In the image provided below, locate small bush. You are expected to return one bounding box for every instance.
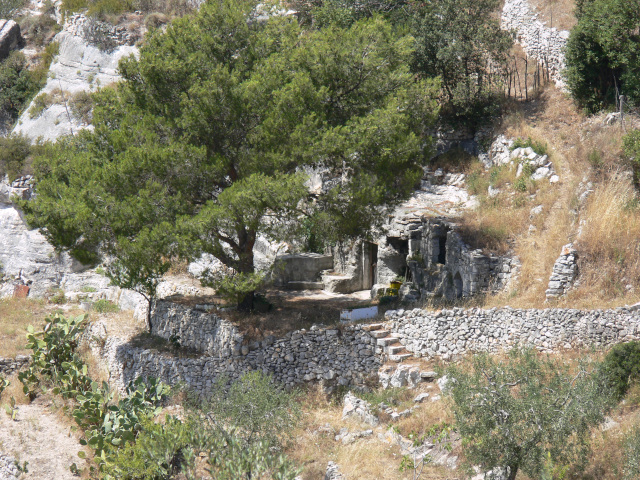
[82,17,118,51]
[588,149,604,170]
[144,12,169,30]
[514,176,527,192]
[511,137,548,156]
[601,341,640,400]
[69,90,93,123]
[207,371,301,448]
[88,0,134,18]
[92,299,119,313]
[0,134,32,182]
[20,13,61,47]
[49,289,66,305]
[29,88,68,119]
[0,52,41,124]
[61,0,88,14]
[0,0,26,18]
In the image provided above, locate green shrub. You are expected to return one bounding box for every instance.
[88,0,134,17]
[0,52,41,124]
[445,348,614,480]
[601,341,640,400]
[0,134,32,182]
[61,0,88,14]
[0,0,26,18]
[207,371,301,448]
[511,137,548,156]
[69,90,93,123]
[20,13,61,47]
[92,298,119,313]
[49,288,66,304]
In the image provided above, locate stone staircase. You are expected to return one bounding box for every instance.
[362,322,413,362]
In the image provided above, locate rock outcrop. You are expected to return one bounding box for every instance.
[13,14,138,141]
[0,19,22,61]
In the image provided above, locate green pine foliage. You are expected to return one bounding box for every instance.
[22,0,439,310]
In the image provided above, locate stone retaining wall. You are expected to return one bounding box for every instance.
[388,306,640,360]
[0,355,29,377]
[102,303,380,395]
[151,300,243,356]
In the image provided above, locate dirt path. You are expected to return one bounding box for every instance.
[0,398,89,479]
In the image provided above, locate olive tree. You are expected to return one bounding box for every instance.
[444,348,615,480]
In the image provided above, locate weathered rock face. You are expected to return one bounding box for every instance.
[0,19,22,61]
[502,0,569,89]
[546,244,578,299]
[388,306,640,361]
[0,200,75,297]
[13,14,139,141]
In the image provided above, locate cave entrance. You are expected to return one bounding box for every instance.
[438,235,447,265]
[454,272,463,298]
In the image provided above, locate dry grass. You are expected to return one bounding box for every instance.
[528,0,577,31]
[573,175,640,304]
[287,385,457,480]
[0,298,50,357]
[471,86,640,309]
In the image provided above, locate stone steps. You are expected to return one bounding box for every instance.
[362,323,386,332]
[364,321,413,363]
[370,330,391,339]
[389,353,412,362]
[387,345,405,355]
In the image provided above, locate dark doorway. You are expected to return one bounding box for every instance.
[438,235,447,265]
[454,272,463,298]
[364,242,378,289]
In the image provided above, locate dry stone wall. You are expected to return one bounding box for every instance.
[502,0,570,89]
[0,355,29,377]
[102,301,380,395]
[388,306,640,360]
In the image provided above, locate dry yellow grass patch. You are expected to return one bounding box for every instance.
[287,386,458,480]
[528,0,577,31]
[0,298,50,357]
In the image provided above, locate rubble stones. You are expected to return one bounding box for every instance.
[0,454,19,480]
[488,135,558,182]
[414,393,430,403]
[0,355,29,377]
[342,392,379,427]
[334,428,373,445]
[378,364,421,389]
[324,461,346,480]
[545,244,578,299]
